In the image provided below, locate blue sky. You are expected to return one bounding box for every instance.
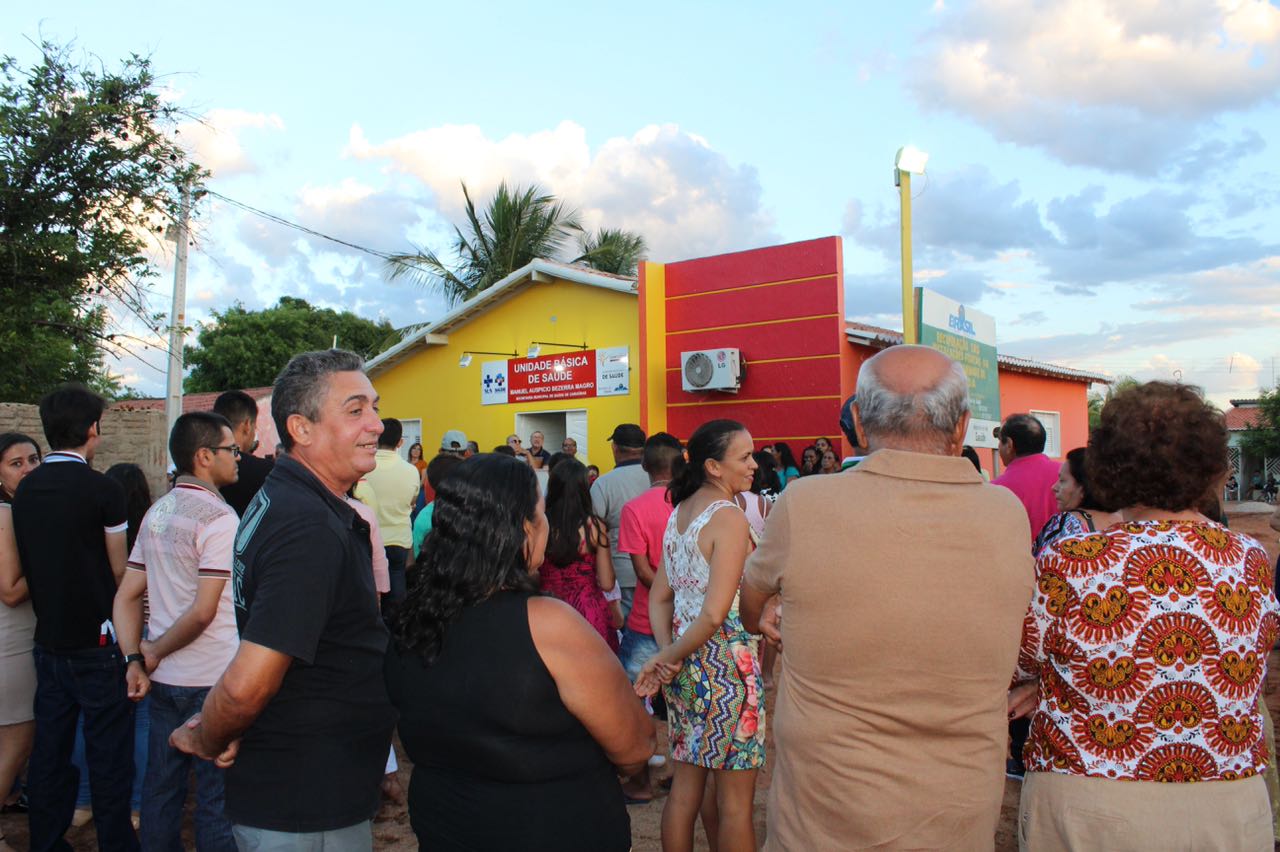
[6,1,1280,404]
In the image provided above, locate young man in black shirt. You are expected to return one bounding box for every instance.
[12,384,139,852]
[212,390,274,517]
[170,350,396,849]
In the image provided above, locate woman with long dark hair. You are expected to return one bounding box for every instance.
[0,433,40,833]
[772,442,801,489]
[1031,446,1123,557]
[799,445,819,477]
[539,459,619,650]
[384,454,653,851]
[637,419,764,852]
[104,463,152,552]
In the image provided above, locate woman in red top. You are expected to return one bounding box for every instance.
[1011,382,1278,849]
[538,459,619,650]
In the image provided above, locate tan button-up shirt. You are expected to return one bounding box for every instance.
[744,448,1034,851]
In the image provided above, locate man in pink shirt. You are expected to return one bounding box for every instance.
[991,413,1059,545]
[113,411,242,850]
[617,432,684,802]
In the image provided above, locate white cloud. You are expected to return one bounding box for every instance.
[346,121,777,262]
[180,109,286,177]
[912,0,1280,172]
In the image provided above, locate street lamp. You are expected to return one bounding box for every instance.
[895,145,929,344]
[457,349,518,368]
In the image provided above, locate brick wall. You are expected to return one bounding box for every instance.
[0,402,170,500]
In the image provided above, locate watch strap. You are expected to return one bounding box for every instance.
[123,653,145,666]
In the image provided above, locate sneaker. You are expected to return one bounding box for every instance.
[1005,758,1025,781]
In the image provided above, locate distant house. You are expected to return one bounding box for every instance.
[1225,398,1277,499]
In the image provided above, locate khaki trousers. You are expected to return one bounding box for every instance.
[1019,771,1270,851]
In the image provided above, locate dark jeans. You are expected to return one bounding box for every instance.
[381,545,409,619]
[73,695,148,811]
[142,682,235,852]
[29,644,139,852]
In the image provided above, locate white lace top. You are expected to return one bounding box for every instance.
[663,499,743,640]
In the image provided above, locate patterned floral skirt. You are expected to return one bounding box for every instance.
[663,615,766,770]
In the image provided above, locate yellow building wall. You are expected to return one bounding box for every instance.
[371,278,641,471]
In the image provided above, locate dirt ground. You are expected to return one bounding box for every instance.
[5,507,1276,851]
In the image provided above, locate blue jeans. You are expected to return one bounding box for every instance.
[617,628,658,683]
[231,820,371,851]
[142,682,235,852]
[28,644,139,852]
[381,546,408,619]
[74,695,148,811]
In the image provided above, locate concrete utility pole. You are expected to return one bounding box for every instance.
[164,184,191,454]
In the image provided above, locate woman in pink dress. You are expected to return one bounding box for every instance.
[539,459,619,650]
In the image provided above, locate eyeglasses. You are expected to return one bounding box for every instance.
[508,438,522,445]
[207,445,242,458]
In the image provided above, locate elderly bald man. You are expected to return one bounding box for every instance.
[741,345,1033,851]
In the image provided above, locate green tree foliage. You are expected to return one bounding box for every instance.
[387,182,649,306]
[1087,375,1139,431]
[183,297,397,393]
[387,181,581,306]
[574,227,647,276]
[0,42,205,402]
[1238,386,1280,461]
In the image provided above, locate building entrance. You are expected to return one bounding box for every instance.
[514,409,589,465]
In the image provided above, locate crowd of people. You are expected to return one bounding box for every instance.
[0,342,1278,852]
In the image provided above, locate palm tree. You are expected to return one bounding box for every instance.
[574,227,647,276]
[386,181,582,306]
[1088,375,1139,431]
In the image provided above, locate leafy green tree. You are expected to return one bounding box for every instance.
[0,42,205,402]
[1088,375,1139,431]
[387,181,582,307]
[574,227,647,276]
[1238,386,1280,461]
[183,297,397,392]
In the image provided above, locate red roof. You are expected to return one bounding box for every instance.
[111,387,273,413]
[1225,403,1264,431]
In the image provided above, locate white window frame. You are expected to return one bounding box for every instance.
[1030,410,1061,458]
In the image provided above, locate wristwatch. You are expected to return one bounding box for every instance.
[123,653,145,667]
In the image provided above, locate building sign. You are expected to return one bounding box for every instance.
[915,288,1000,448]
[481,347,630,406]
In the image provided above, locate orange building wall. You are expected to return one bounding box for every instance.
[998,370,1091,460]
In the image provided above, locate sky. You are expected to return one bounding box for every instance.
[6,0,1280,405]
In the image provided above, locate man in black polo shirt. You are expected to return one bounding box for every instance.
[12,384,139,852]
[212,390,274,517]
[170,349,396,850]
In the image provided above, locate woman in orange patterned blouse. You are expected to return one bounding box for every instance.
[1010,381,1279,850]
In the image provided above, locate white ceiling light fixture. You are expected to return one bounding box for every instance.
[458,353,473,368]
[527,344,541,358]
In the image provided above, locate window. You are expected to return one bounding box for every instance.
[1030,410,1061,458]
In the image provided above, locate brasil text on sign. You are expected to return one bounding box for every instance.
[915,288,1000,449]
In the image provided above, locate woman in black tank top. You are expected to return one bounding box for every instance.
[385,455,654,851]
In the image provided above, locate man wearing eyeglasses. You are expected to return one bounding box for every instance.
[112,411,242,850]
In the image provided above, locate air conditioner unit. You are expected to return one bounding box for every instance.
[681,348,743,393]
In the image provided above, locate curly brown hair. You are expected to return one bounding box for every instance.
[1087,381,1228,512]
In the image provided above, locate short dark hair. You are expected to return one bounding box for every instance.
[425,452,463,491]
[1000,413,1047,456]
[379,418,402,449]
[271,349,365,451]
[39,384,106,450]
[546,451,572,473]
[492,444,516,456]
[212,390,258,429]
[642,432,684,477]
[170,411,233,476]
[1087,381,1227,512]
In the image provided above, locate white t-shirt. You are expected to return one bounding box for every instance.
[127,477,238,687]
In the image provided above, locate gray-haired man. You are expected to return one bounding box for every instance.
[741,345,1033,851]
[170,350,396,851]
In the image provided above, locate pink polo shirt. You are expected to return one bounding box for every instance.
[618,485,674,636]
[991,453,1060,545]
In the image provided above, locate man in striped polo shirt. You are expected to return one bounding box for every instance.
[113,411,242,851]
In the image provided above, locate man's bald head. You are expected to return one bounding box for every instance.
[854,345,970,454]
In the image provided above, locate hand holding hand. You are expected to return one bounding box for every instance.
[125,664,150,701]
[140,638,160,674]
[633,655,679,698]
[759,596,783,650]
